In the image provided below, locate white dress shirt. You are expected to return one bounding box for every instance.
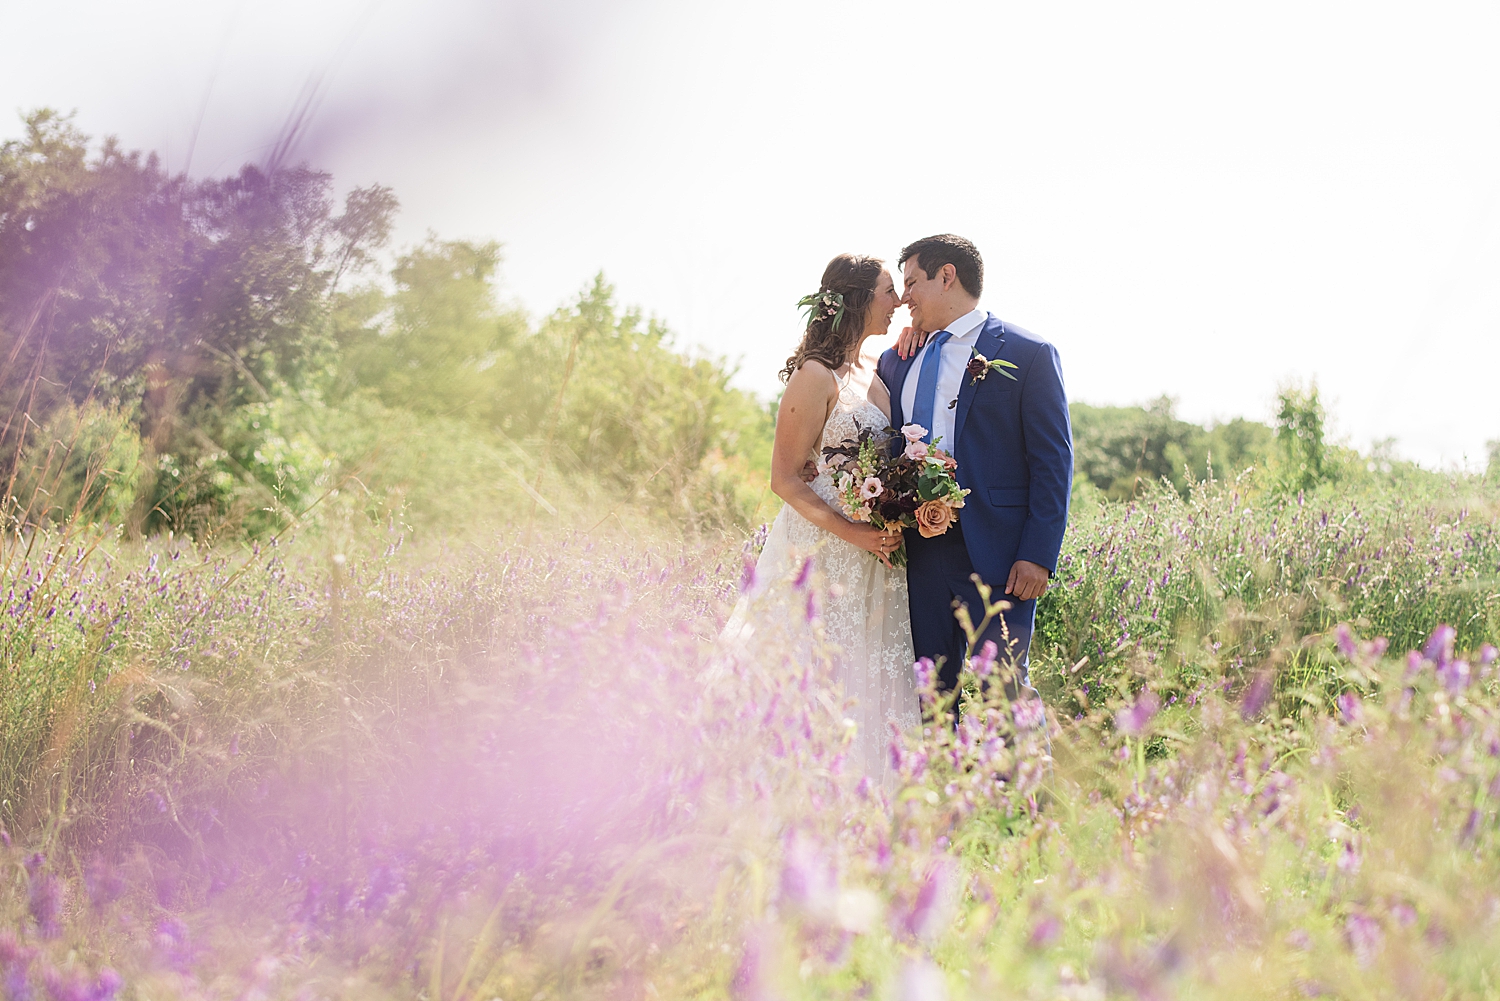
[898,307,987,450]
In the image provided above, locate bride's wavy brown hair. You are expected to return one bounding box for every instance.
[779,253,884,383]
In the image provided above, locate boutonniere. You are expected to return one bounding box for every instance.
[966,349,1018,385]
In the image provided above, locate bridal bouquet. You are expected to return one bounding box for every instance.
[821,423,969,568]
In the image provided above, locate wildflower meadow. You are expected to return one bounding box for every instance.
[1,470,1497,1000]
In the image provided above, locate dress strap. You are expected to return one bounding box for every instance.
[832,368,858,401]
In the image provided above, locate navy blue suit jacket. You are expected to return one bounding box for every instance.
[877,314,1073,584]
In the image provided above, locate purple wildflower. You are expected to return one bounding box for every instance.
[0,932,34,1001]
[1013,698,1047,731]
[1115,691,1159,736]
[779,831,837,919]
[1335,624,1358,659]
[1459,808,1482,846]
[1344,910,1383,966]
[730,925,775,1001]
[1240,671,1274,719]
[25,857,63,940]
[899,858,957,943]
[155,919,193,972]
[1336,691,1363,725]
[1424,624,1457,668]
[1336,839,1361,875]
[40,966,122,1001]
[971,640,998,677]
[1440,658,1471,693]
[1028,914,1063,949]
[913,657,936,692]
[83,858,124,911]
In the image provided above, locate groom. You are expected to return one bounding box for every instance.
[877,234,1073,709]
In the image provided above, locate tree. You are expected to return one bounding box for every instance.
[0,109,398,535]
[1274,381,1327,491]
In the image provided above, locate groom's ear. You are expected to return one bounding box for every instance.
[940,263,959,290]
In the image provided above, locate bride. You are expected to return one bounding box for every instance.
[728,253,919,789]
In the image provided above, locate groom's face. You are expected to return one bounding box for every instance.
[901,257,950,331]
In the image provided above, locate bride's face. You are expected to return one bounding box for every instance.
[864,269,900,337]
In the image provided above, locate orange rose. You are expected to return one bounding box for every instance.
[914,499,954,538]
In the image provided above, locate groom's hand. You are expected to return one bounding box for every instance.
[1005,560,1050,601]
[895,325,928,360]
[799,459,818,483]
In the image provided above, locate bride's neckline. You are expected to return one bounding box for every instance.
[833,360,862,383]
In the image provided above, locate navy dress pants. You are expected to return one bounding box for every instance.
[905,523,1039,702]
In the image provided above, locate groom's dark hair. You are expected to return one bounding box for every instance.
[898,234,983,299]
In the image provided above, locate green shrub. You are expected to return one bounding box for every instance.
[13,401,143,527]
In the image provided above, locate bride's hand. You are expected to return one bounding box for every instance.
[847,524,903,568]
[895,325,929,360]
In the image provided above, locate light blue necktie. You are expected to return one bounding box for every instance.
[909,329,953,444]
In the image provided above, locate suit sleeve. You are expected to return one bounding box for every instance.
[876,349,902,455]
[1016,342,1073,574]
[876,348,898,404]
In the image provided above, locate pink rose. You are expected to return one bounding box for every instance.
[859,476,884,500]
[901,424,927,443]
[904,439,929,462]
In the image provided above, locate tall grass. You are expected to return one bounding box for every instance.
[0,475,1496,999]
[1036,475,1499,717]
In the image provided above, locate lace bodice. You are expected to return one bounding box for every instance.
[810,380,892,518]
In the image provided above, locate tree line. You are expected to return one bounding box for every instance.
[2,110,1480,542]
[0,110,772,540]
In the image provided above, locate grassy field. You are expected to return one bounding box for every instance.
[0,470,1496,1000]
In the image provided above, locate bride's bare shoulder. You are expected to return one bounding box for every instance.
[785,359,839,395]
[791,357,838,379]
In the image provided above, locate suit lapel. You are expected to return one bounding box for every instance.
[953,314,1006,446]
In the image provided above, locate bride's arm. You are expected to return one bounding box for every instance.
[771,363,898,563]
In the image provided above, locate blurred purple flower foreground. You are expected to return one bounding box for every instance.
[0,475,1497,999]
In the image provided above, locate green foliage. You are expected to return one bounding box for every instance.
[1274,379,1328,491]
[0,109,399,537]
[1070,396,1274,499]
[0,111,775,540]
[13,401,143,525]
[335,247,776,533]
[515,276,775,528]
[337,236,524,417]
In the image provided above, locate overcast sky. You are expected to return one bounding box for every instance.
[3,0,1498,467]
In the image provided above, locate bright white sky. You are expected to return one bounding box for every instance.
[3,0,1498,467]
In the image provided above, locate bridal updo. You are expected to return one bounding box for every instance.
[779,253,884,383]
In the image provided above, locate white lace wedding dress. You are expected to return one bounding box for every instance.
[722,375,919,792]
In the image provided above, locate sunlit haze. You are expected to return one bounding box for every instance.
[3,0,1497,466]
